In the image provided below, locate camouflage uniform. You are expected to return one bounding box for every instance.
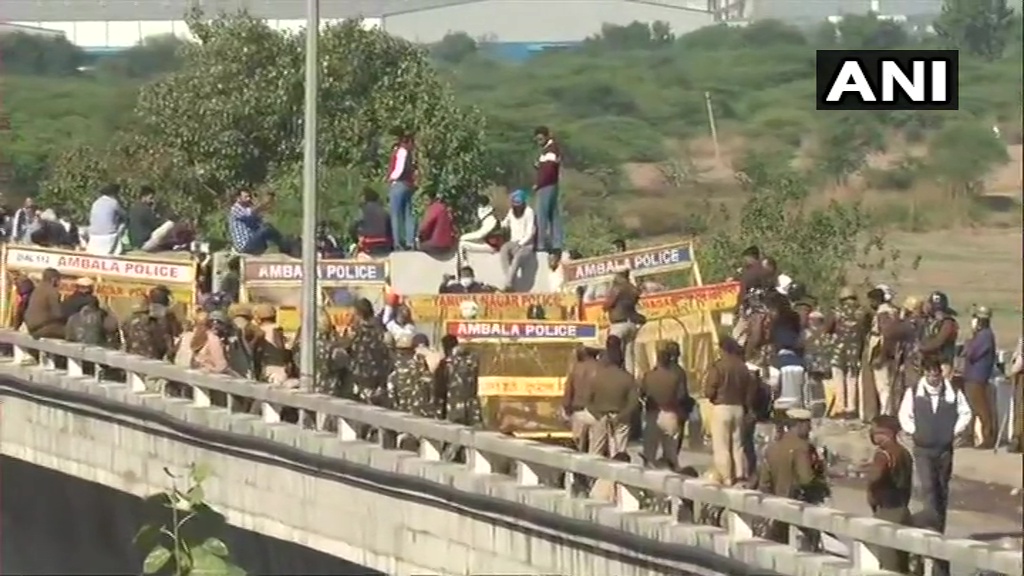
[444,347,483,426]
[349,320,391,406]
[122,297,163,360]
[65,305,110,346]
[388,335,436,418]
[832,302,864,372]
[315,332,351,397]
[803,325,834,378]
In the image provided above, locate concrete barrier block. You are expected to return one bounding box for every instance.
[226,414,262,436]
[268,424,302,447]
[801,505,853,534]
[940,538,998,568]
[388,250,458,296]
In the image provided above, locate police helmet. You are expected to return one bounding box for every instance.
[928,291,949,311]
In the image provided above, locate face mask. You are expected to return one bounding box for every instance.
[460,278,474,287]
[971,318,979,330]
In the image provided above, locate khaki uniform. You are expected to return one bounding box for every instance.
[865,302,898,419]
[561,358,600,452]
[640,365,690,464]
[757,430,821,545]
[584,362,638,457]
[703,354,758,484]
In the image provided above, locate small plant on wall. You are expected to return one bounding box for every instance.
[134,462,246,576]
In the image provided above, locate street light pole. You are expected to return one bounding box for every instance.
[298,0,319,391]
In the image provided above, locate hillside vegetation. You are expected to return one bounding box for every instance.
[0,2,1020,301]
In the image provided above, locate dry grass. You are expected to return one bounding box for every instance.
[882,229,1022,348]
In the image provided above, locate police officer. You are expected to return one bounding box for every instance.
[826,287,865,419]
[756,408,829,547]
[441,334,482,426]
[252,303,289,384]
[122,295,163,360]
[388,333,436,418]
[920,291,959,379]
[561,345,601,453]
[314,309,350,397]
[639,340,692,465]
[349,298,391,405]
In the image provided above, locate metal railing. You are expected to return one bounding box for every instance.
[0,330,1019,576]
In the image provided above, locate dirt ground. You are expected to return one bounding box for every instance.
[883,229,1022,348]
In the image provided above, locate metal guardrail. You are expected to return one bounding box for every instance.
[0,330,1019,576]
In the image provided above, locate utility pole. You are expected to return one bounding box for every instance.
[298,0,319,391]
[704,91,721,164]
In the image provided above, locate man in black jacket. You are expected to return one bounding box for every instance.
[128,186,164,251]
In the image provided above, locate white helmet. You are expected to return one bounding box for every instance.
[776,274,793,295]
[875,283,895,303]
[459,300,480,320]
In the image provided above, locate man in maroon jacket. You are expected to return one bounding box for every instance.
[532,126,563,252]
[417,189,456,254]
[387,129,417,251]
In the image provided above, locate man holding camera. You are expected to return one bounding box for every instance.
[228,189,289,255]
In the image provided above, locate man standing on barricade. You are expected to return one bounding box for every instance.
[826,287,865,419]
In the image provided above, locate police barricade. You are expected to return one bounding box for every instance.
[1,245,199,326]
[0,331,1017,576]
[237,255,388,335]
[445,319,600,442]
[580,277,741,438]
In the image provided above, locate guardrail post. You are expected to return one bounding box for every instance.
[40,350,55,370]
[338,417,358,441]
[127,371,147,393]
[67,357,84,377]
[517,461,540,486]
[193,385,211,408]
[419,439,442,461]
[850,539,881,571]
[262,402,281,423]
[12,343,29,364]
[616,485,641,512]
[726,509,754,540]
[469,448,493,474]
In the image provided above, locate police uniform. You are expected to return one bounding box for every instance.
[388,334,436,418]
[123,295,163,359]
[756,408,828,547]
[866,415,912,572]
[253,303,289,384]
[829,287,865,417]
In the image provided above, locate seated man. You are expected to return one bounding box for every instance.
[128,186,177,252]
[86,183,127,255]
[349,187,392,257]
[459,200,502,258]
[417,189,456,254]
[438,266,496,294]
[498,190,536,292]
[24,268,66,339]
[228,189,289,255]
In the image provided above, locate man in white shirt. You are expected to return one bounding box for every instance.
[86,183,127,255]
[459,202,500,257]
[896,358,972,534]
[498,189,536,292]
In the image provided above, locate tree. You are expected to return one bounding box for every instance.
[814,112,885,185]
[927,121,1009,198]
[935,0,1016,60]
[430,32,478,64]
[94,34,189,79]
[135,463,246,576]
[41,10,492,234]
[700,149,896,303]
[0,32,86,76]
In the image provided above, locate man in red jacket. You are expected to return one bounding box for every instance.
[417,189,456,254]
[533,125,563,252]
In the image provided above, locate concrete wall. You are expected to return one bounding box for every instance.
[0,376,757,576]
[0,456,379,575]
[382,0,717,44]
[389,250,556,295]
